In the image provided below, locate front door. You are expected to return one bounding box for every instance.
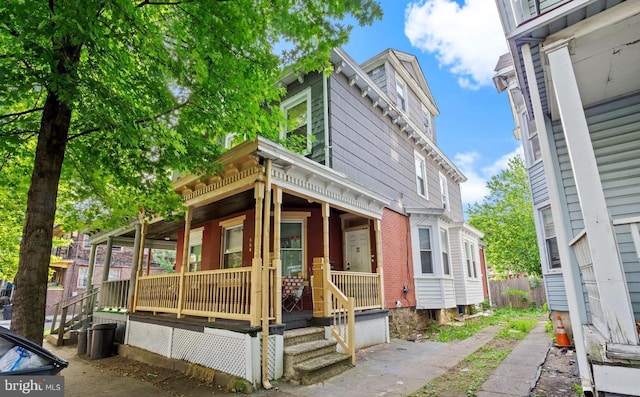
[344,228,371,272]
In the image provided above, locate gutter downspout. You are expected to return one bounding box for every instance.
[323,73,331,167]
[261,159,273,390]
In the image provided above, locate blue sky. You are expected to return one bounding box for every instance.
[342,0,521,208]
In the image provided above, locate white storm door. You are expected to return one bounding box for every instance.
[344,228,371,273]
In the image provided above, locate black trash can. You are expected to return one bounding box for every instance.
[86,329,93,357]
[77,329,88,355]
[0,326,68,375]
[90,323,117,360]
[2,304,12,320]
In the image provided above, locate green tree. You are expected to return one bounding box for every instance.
[1,0,382,344]
[467,156,541,277]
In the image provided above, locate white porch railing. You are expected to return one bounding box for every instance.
[330,271,382,311]
[100,279,130,310]
[570,230,606,332]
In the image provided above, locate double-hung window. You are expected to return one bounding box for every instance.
[439,172,449,210]
[541,206,561,269]
[415,152,427,198]
[280,89,312,154]
[396,77,407,111]
[527,117,541,163]
[108,268,121,281]
[77,267,88,288]
[188,227,203,272]
[440,229,450,275]
[465,241,473,278]
[422,106,433,137]
[418,228,433,274]
[221,216,245,269]
[281,221,304,276]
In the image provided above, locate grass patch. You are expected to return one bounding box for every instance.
[409,339,513,397]
[495,318,537,340]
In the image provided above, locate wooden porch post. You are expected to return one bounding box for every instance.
[102,236,114,283]
[132,221,147,315]
[312,257,329,317]
[181,206,193,270]
[374,218,385,309]
[273,186,283,324]
[86,243,97,293]
[261,160,273,388]
[251,182,265,327]
[322,203,330,266]
[128,222,142,311]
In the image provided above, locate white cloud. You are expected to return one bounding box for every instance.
[404,0,508,89]
[455,147,523,206]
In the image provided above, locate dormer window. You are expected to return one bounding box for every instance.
[396,77,407,111]
[422,106,433,137]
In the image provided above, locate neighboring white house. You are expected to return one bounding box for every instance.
[495,0,640,395]
[493,55,571,337]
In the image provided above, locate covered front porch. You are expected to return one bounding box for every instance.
[91,137,390,386]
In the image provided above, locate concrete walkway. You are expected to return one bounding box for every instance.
[477,321,550,397]
[42,319,550,397]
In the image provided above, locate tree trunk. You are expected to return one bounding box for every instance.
[11,38,82,344]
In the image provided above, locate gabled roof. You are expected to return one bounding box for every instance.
[360,48,439,116]
[329,48,466,183]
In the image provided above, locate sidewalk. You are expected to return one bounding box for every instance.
[45,320,550,397]
[477,321,550,396]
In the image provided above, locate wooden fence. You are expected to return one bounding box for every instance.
[489,278,547,309]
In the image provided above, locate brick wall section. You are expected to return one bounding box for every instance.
[381,208,416,309]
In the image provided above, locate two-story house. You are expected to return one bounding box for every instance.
[495,1,640,395]
[82,48,485,389]
[493,55,572,338]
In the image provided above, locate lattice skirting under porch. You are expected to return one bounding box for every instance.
[125,319,283,385]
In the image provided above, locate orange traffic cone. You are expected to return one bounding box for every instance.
[555,314,571,347]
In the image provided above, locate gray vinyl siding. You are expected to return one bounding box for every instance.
[544,273,569,311]
[553,91,640,320]
[449,228,465,303]
[529,161,548,205]
[367,64,387,92]
[385,65,425,135]
[329,71,462,219]
[281,72,326,164]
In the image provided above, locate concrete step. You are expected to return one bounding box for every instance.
[283,339,338,379]
[283,327,324,347]
[293,352,353,386]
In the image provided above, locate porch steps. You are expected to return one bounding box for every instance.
[283,327,353,385]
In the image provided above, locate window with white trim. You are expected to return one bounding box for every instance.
[439,172,449,210]
[108,268,121,281]
[527,117,541,163]
[415,152,428,198]
[280,88,312,154]
[83,234,91,249]
[422,106,433,137]
[541,206,561,269]
[396,77,407,111]
[188,227,203,272]
[471,242,478,278]
[440,229,450,275]
[77,267,88,288]
[222,224,243,269]
[418,228,433,274]
[465,240,473,278]
[281,221,304,276]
